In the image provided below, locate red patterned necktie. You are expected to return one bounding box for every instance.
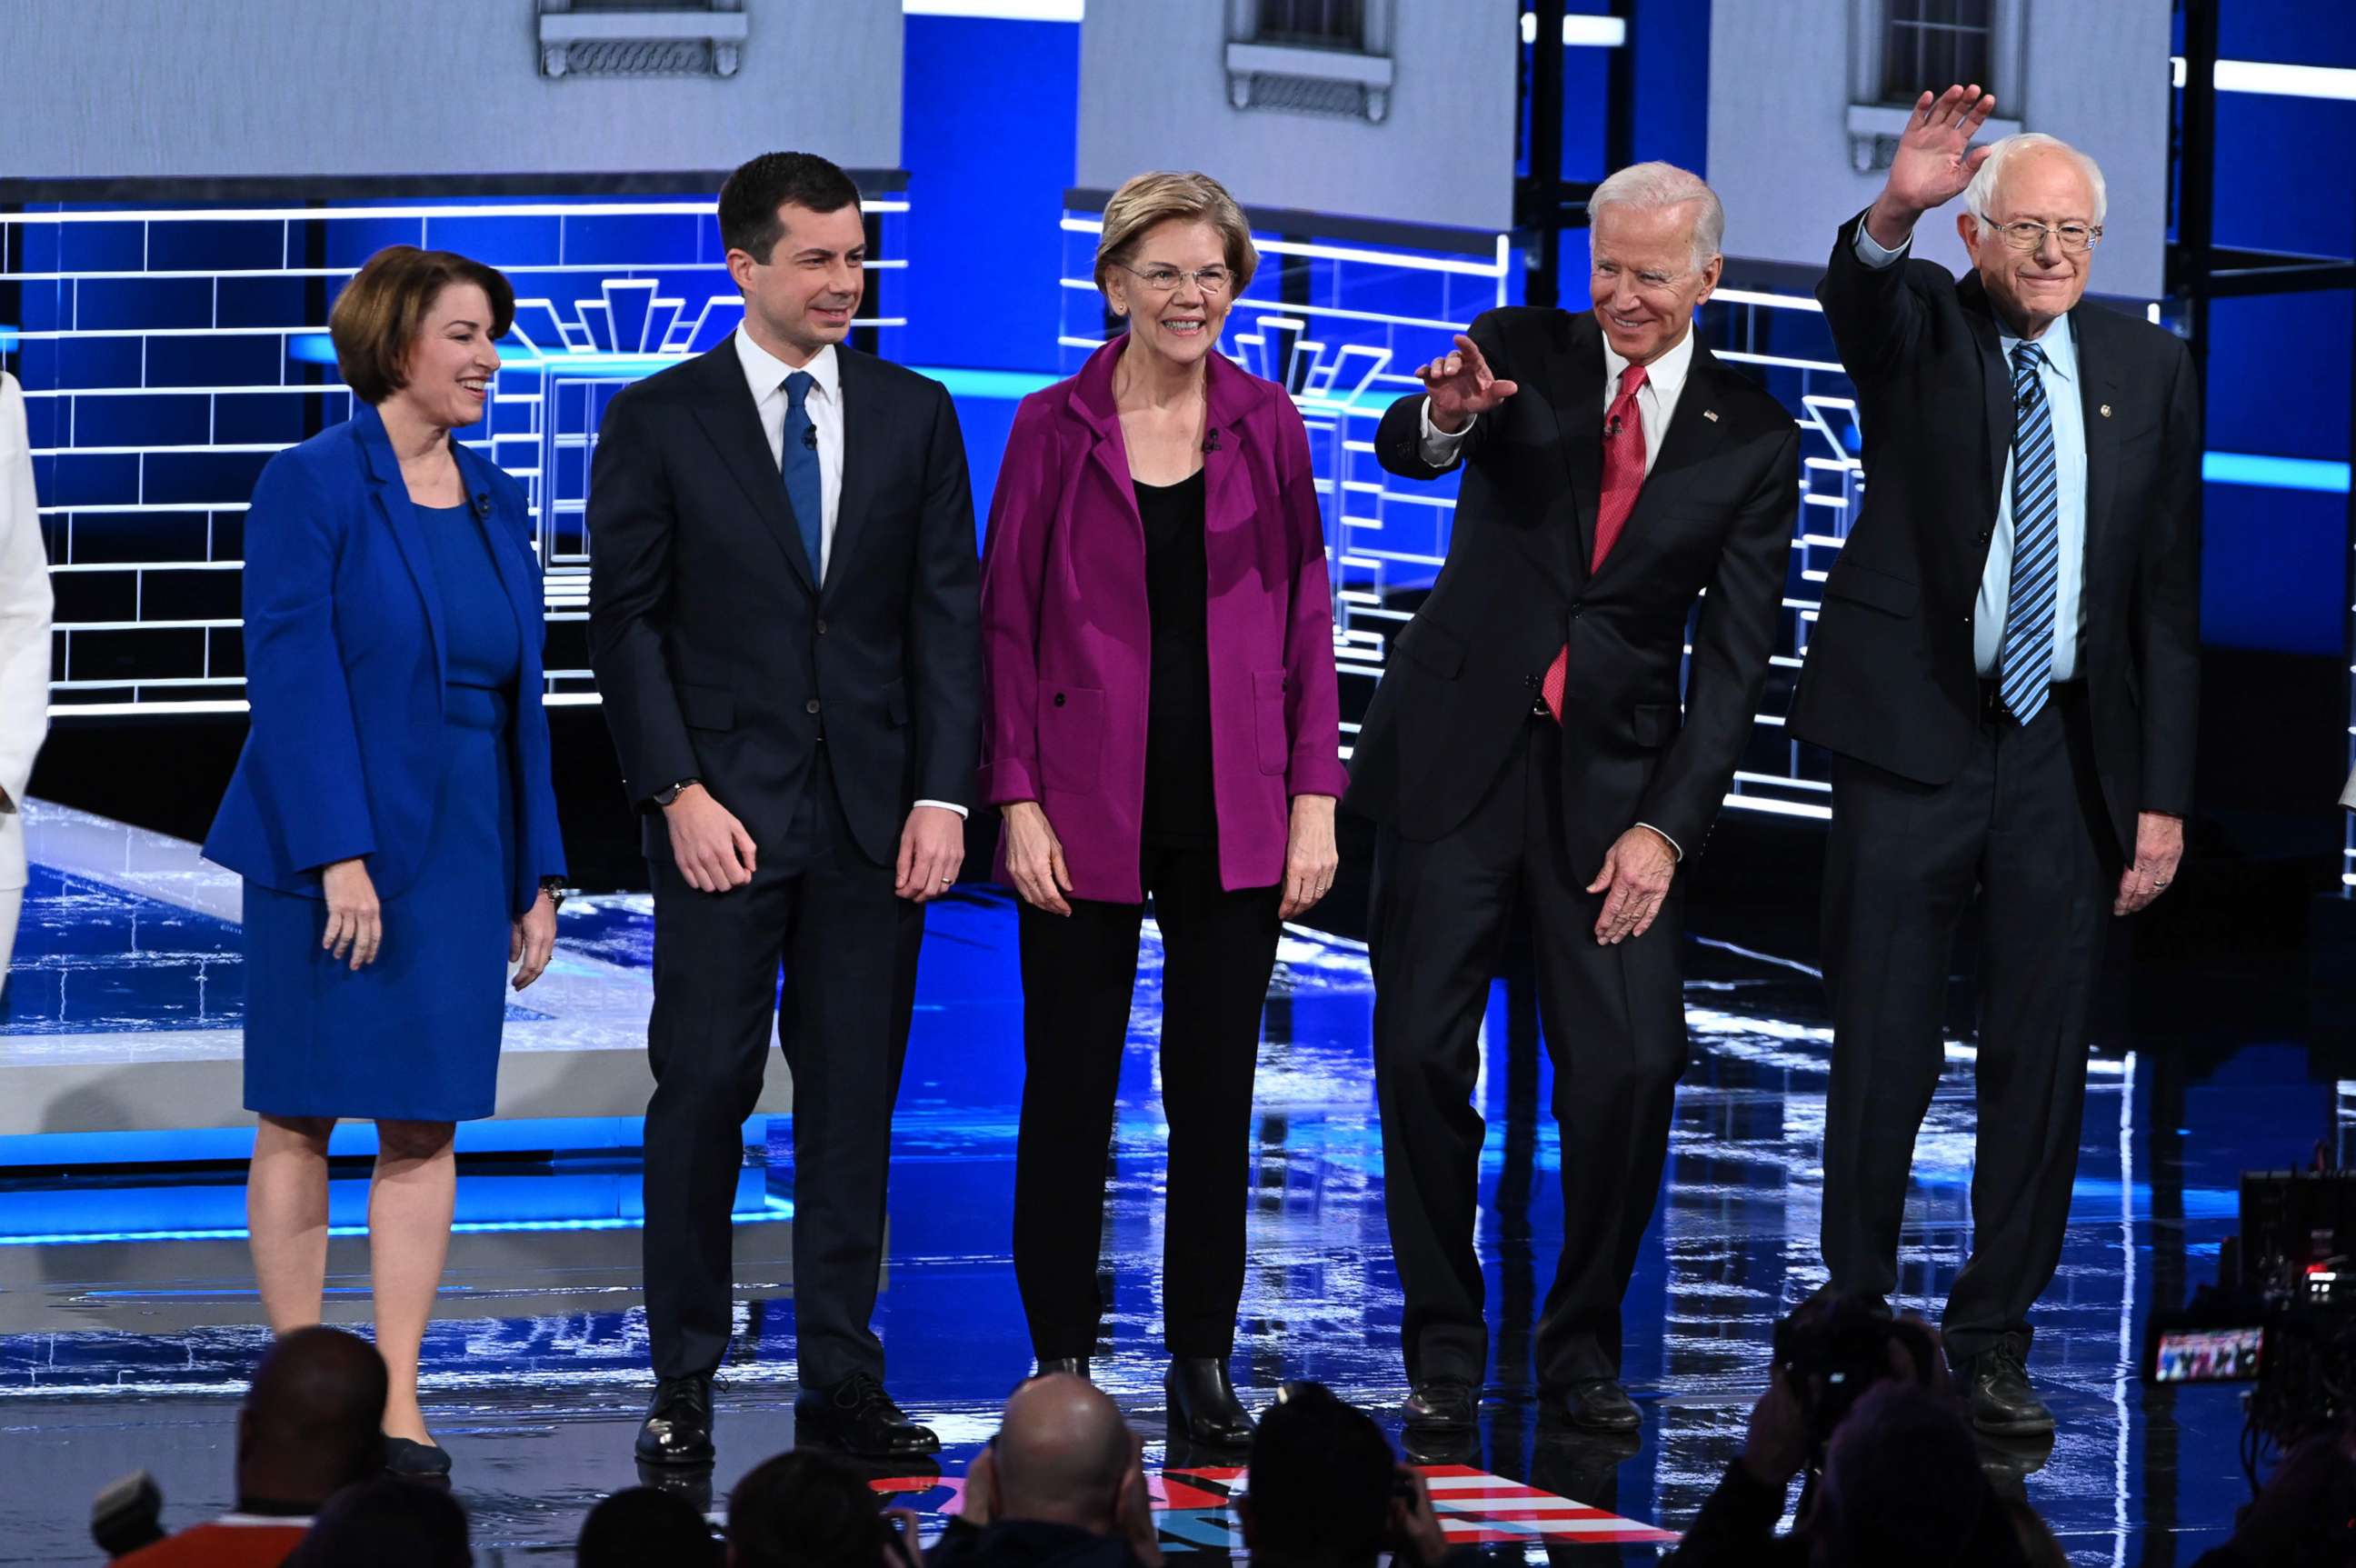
[1541,362,1650,722]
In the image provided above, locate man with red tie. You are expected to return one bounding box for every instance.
[1346,163,1798,1438]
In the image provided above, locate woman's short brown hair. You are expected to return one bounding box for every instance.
[329,245,515,405]
[1093,171,1259,298]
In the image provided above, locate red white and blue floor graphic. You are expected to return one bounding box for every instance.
[870,1464,1680,1553]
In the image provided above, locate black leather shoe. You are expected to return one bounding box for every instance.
[1035,1356,1090,1381]
[795,1372,941,1457]
[1165,1357,1255,1448]
[1960,1339,2054,1436]
[1561,1377,1642,1433]
[381,1434,452,1478]
[1402,1378,1478,1434]
[634,1375,715,1467]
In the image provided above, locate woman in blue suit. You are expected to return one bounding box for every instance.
[205,245,567,1476]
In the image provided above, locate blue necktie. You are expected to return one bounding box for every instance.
[1996,343,2059,725]
[780,370,824,581]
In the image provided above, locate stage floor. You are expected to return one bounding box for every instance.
[0,806,2331,1563]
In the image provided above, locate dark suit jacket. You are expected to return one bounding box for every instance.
[1345,306,1800,875]
[205,404,565,915]
[1790,211,2202,851]
[585,340,980,865]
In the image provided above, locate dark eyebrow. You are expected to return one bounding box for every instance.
[792,246,864,263]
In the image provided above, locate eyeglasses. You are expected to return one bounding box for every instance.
[1986,218,2102,254]
[1115,263,1235,296]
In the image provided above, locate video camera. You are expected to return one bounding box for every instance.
[2141,1166,2356,1457]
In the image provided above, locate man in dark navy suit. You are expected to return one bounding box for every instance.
[1348,163,1799,1438]
[590,151,979,1463]
[1794,87,2201,1435]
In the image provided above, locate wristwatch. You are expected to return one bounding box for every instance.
[538,875,569,913]
[652,778,700,808]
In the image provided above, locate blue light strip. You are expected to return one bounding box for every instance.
[0,1204,793,1249]
[2202,451,2351,494]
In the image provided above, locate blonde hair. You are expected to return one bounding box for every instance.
[1093,171,1259,297]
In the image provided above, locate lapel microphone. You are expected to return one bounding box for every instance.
[801,424,818,451]
[468,491,491,520]
[1202,427,1222,454]
[1605,413,1622,439]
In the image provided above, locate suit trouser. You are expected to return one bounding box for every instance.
[1818,682,2112,1363]
[1012,844,1282,1361]
[641,761,923,1386]
[1370,715,1689,1391]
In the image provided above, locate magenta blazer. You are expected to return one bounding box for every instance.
[978,336,1350,904]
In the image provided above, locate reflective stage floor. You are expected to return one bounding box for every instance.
[1,804,2341,1563]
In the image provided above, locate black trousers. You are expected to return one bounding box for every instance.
[1013,844,1281,1361]
[642,762,923,1386]
[1819,683,2114,1363]
[1370,717,1689,1391]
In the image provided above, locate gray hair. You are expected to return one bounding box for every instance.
[1964,132,2109,228]
[1589,161,1724,273]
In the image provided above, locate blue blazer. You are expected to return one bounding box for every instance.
[205,404,566,916]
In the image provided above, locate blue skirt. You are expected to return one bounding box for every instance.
[242,687,517,1123]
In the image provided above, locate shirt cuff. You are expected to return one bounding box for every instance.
[1418,396,1475,464]
[1636,822,1684,862]
[913,799,970,820]
[1852,219,1910,270]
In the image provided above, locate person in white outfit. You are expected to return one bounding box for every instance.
[0,372,55,989]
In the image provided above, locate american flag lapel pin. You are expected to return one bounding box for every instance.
[2100,404,2112,417]
[1702,409,1719,422]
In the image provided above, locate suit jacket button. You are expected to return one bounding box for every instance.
[815,618,828,635]
[1053,693,1067,707]
[1568,600,1584,619]
[805,698,822,714]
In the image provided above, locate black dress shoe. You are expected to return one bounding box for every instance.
[1165,1357,1254,1448]
[1035,1356,1090,1381]
[1959,1339,2054,1436]
[1402,1378,1478,1434]
[1560,1377,1642,1433]
[381,1434,452,1478]
[635,1374,715,1467]
[795,1372,941,1457]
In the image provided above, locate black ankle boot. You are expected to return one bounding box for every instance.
[1165,1357,1254,1447]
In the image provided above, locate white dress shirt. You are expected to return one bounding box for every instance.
[1413,324,1702,861]
[734,327,845,581]
[1851,225,2089,680]
[729,329,964,821]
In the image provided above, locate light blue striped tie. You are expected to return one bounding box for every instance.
[1996,343,2059,725]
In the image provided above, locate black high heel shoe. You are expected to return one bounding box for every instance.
[381,1433,452,1478]
[1165,1358,1254,1447]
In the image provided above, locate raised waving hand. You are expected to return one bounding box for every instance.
[1868,84,1999,247]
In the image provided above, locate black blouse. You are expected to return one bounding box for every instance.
[1134,468,1217,848]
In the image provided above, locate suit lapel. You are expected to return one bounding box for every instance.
[2072,311,2121,570]
[826,349,880,600]
[1201,353,1255,551]
[1545,314,1608,576]
[684,343,817,594]
[354,406,445,691]
[1072,337,1145,539]
[1958,274,2015,514]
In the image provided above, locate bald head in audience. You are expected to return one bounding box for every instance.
[240,1326,389,1507]
[991,1373,1137,1533]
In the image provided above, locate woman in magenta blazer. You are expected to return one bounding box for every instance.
[978,170,1349,1444]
